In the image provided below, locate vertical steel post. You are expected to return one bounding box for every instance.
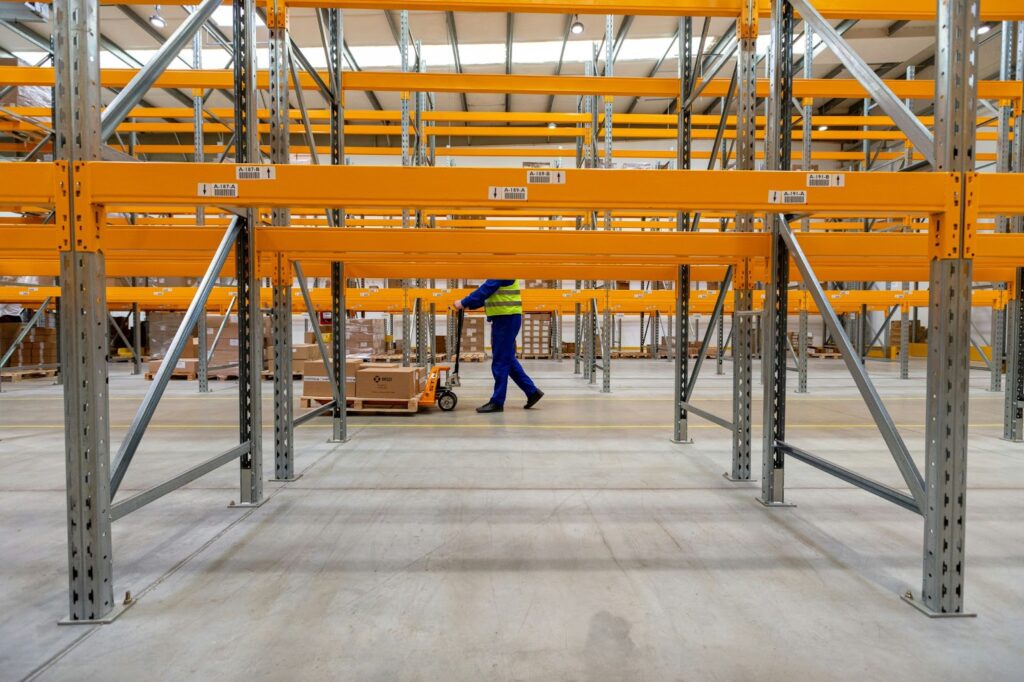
[272,258,295,478]
[604,15,613,231]
[131,301,142,376]
[269,0,294,477]
[760,0,794,505]
[716,313,725,375]
[673,15,693,442]
[329,7,346,446]
[331,262,347,442]
[195,32,209,393]
[574,302,582,374]
[54,0,114,622]
[1005,22,1024,440]
[673,265,691,443]
[602,289,611,392]
[797,24,813,393]
[400,10,410,230]
[729,7,757,481]
[589,300,598,385]
[234,0,263,506]
[197,307,209,393]
[916,0,978,616]
[900,65,917,380]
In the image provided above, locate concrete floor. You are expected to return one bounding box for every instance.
[1,357,1022,681]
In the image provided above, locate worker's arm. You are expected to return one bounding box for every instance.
[457,279,513,310]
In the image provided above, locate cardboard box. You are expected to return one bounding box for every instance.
[302,357,365,398]
[147,358,199,375]
[291,343,318,363]
[355,366,423,400]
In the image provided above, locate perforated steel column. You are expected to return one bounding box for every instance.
[234,0,263,506]
[331,262,347,442]
[729,25,757,481]
[919,0,978,616]
[760,0,794,505]
[54,0,114,623]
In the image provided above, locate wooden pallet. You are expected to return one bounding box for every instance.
[144,370,197,381]
[611,350,650,359]
[809,346,842,359]
[1,367,59,382]
[260,369,305,380]
[519,353,552,360]
[300,393,422,413]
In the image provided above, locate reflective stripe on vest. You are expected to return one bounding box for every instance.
[484,280,523,316]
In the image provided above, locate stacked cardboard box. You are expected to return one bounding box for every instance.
[291,343,318,366]
[202,314,272,368]
[520,313,551,358]
[301,358,365,398]
[355,365,425,400]
[460,315,486,354]
[0,322,57,368]
[346,318,387,358]
[147,312,187,359]
[302,359,425,401]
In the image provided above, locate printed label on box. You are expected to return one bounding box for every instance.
[806,173,844,188]
[176,360,185,369]
[768,190,807,205]
[527,170,565,185]
[198,182,238,198]
[488,186,528,201]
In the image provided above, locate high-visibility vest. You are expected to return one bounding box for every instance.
[484,280,523,317]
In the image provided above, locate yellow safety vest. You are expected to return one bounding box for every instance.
[484,280,523,317]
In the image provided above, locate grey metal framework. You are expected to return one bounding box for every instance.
[46,0,1008,624]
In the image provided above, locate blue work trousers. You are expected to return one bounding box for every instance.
[489,314,539,406]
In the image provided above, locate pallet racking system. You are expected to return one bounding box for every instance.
[0,0,1021,623]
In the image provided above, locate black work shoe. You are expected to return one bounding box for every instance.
[476,401,504,413]
[524,390,545,409]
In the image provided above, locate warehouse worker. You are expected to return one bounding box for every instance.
[454,280,544,413]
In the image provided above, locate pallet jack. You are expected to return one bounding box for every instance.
[418,307,464,411]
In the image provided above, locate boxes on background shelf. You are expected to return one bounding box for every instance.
[200,314,272,367]
[1,321,58,369]
[460,315,486,354]
[354,366,425,400]
[520,312,552,358]
[147,312,187,359]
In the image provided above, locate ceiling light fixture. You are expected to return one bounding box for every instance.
[548,122,557,129]
[149,5,166,29]
[570,15,585,35]
[818,125,829,131]
[978,24,991,35]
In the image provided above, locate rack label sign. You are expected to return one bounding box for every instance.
[527,170,565,184]
[806,173,844,188]
[236,165,275,180]
[768,190,807,205]
[488,186,528,201]
[198,182,238,198]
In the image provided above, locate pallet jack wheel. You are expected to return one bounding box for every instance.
[437,390,458,411]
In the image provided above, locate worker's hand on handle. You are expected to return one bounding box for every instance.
[453,300,464,310]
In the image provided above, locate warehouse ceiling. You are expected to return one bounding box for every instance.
[0,5,1008,120]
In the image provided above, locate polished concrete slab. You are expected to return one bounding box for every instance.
[0,358,1021,681]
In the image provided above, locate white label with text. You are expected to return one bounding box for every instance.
[236,165,275,180]
[198,182,238,198]
[768,190,807,205]
[488,186,528,201]
[806,173,844,188]
[527,170,565,185]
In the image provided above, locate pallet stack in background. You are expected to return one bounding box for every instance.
[520,313,551,359]
[0,320,57,370]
